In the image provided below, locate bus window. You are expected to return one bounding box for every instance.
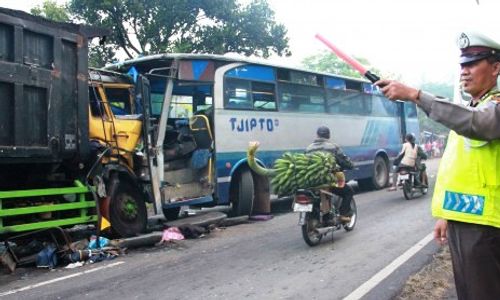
[371,94,398,117]
[224,78,276,110]
[252,82,276,110]
[225,78,252,109]
[278,83,325,113]
[404,102,417,118]
[326,90,371,116]
[169,95,193,118]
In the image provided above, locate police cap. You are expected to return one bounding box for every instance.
[317,126,330,139]
[457,31,500,64]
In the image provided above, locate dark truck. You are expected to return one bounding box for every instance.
[0,8,150,237]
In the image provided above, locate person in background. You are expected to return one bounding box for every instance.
[375,30,500,299]
[388,133,420,191]
[306,126,354,223]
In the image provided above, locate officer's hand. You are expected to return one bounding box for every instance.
[374,80,419,102]
[433,219,448,245]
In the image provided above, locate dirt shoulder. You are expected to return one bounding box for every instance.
[396,245,456,300]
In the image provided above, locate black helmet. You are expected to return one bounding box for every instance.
[405,133,416,143]
[317,126,330,139]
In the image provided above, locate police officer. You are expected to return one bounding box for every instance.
[306,126,354,223]
[377,31,500,299]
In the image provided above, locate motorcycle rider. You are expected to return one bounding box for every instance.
[305,126,354,223]
[388,133,426,191]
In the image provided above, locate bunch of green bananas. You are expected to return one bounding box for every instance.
[270,151,336,196]
[247,142,338,196]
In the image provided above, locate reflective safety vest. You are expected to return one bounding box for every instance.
[431,90,500,228]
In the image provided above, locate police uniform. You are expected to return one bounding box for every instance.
[416,31,500,142]
[417,92,500,141]
[430,31,500,299]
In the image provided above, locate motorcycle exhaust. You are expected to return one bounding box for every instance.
[314,226,336,236]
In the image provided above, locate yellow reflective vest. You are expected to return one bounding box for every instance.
[431,90,500,228]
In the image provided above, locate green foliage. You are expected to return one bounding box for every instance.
[68,0,290,67]
[417,81,453,136]
[301,51,386,79]
[30,0,70,22]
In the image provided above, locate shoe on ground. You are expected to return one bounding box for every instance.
[388,186,397,191]
[339,215,351,223]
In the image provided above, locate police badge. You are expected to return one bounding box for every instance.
[458,33,470,49]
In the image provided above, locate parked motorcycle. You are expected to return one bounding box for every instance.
[292,188,357,246]
[398,168,428,200]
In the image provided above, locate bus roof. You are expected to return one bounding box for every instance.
[105,53,372,84]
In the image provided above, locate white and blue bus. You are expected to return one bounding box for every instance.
[108,54,419,218]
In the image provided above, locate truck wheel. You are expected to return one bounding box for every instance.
[230,169,254,217]
[108,177,147,237]
[162,207,181,221]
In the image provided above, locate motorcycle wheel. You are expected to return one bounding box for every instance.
[421,187,428,195]
[403,180,414,200]
[344,198,357,231]
[301,213,322,247]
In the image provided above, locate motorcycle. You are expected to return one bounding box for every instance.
[398,167,428,200]
[292,188,357,247]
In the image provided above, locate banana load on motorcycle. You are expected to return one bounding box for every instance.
[247,141,344,195]
[246,140,357,247]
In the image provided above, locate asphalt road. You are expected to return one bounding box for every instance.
[0,159,442,300]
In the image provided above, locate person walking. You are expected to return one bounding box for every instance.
[376,31,500,299]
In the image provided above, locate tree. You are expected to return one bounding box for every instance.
[416,81,453,136]
[68,0,290,66]
[30,0,70,22]
[301,51,391,80]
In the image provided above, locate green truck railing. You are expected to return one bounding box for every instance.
[0,180,97,234]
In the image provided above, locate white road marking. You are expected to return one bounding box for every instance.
[0,261,125,297]
[343,232,434,300]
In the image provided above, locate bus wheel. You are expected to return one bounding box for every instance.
[358,156,389,190]
[108,176,147,237]
[162,207,181,221]
[230,169,254,217]
[371,156,389,189]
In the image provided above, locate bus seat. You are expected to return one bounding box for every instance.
[191,149,211,169]
[189,115,213,150]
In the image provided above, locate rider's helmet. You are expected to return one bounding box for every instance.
[405,133,416,144]
[317,126,330,139]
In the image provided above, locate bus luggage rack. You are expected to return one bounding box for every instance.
[0,180,97,234]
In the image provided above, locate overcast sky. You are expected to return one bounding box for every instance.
[2,0,500,85]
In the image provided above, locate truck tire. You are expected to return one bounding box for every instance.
[108,176,147,237]
[230,169,254,217]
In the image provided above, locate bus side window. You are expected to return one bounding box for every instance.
[225,78,253,109]
[279,82,325,113]
[252,82,276,111]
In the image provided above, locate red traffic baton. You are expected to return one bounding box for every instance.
[315,33,381,83]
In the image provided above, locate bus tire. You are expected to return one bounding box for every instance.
[371,156,389,189]
[108,175,148,237]
[162,207,181,221]
[230,169,254,217]
[358,156,389,190]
